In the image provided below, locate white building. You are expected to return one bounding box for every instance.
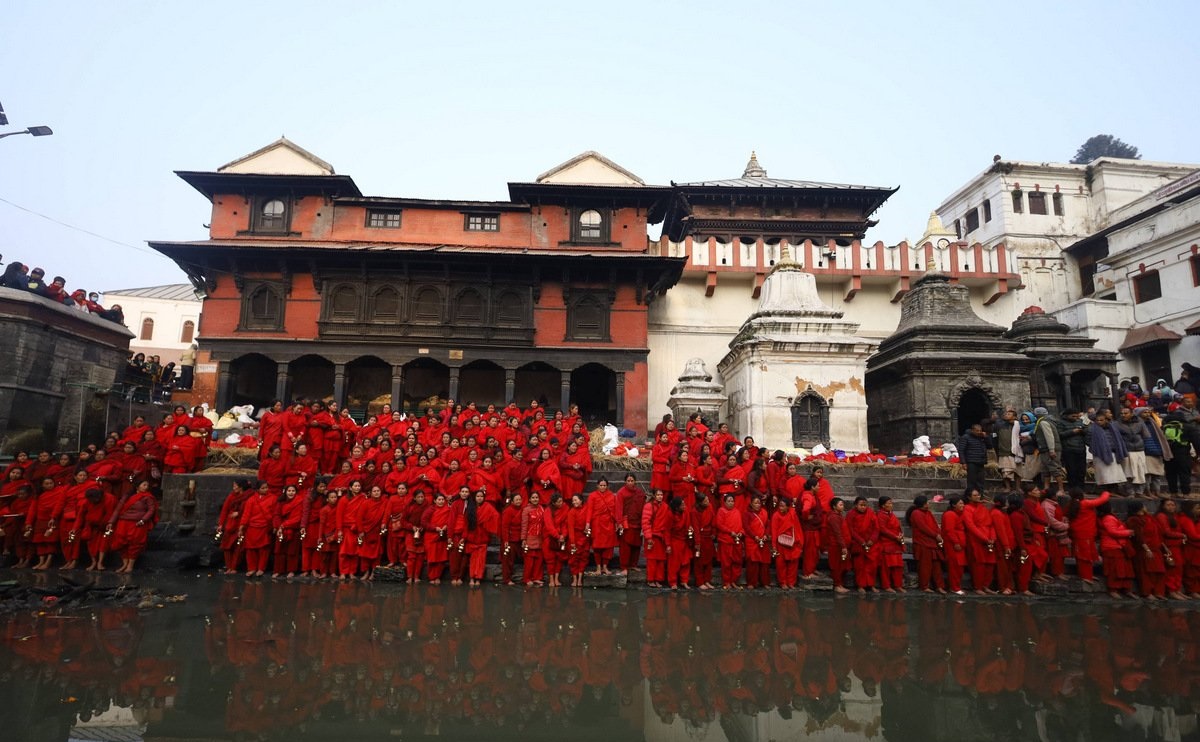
[1056,170,1200,385]
[934,156,1197,315]
[102,283,201,366]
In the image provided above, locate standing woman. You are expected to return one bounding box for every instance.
[875,497,905,593]
[26,476,66,571]
[846,496,880,593]
[1154,499,1188,600]
[962,489,997,594]
[566,493,591,587]
[531,448,561,505]
[1098,501,1136,599]
[422,492,452,585]
[544,492,569,587]
[258,401,285,461]
[669,450,698,509]
[299,481,327,576]
[642,489,670,588]
[217,477,252,573]
[650,433,674,495]
[402,490,427,584]
[714,493,744,589]
[616,474,646,574]
[743,495,771,588]
[770,497,802,589]
[353,485,388,580]
[558,440,592,503]
[237,481,277,577]
[464,489,498,587]
[107,480,158,574]
[583,478,620,575]
[315,488,341,578]
[906,496,945,593]
[824,498,850,593]
[941,497,968,595]
[1126,502,1167,600]
[665,496,694,589]
[520,491,547,587]
[499,493,523,585]
[693,492,717,589]
[79,487,116,572]
[272,485,304,579]
[1066,488,1110,584]
[1179,501,1200,598]
[799,477,825,578]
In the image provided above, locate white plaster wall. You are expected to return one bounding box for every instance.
[104,293,201,366]
[539,156,641,185]
[221,147,329,175]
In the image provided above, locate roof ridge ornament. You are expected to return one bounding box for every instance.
[742,151,767,178]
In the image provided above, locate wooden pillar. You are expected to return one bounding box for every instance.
[560,370,571,413]
[333,363,346,408]
[216,362,233,412]
[391,365,404,413]
[615,372,626,427]
[504,368,515,405]
[448,367,460,402]
[275,363,290,403]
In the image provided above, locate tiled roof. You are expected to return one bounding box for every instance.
[102,283,199,301]
[675,177,892,190]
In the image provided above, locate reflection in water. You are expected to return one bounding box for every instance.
[0,576,1198,742]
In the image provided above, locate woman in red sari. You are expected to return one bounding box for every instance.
[875,496,905,592]
[846,496,880,593]
[558,440,591,502]
[257,400,285,461]
[272,484,304,579]
[718,454,749,512]
[650,433,674,494]
[108,480,157,574]
[665,496,693,589]
[583,477,619,575]
[566,493,591,586]
[714,493,744,589]
[1155,499,1188,600]
[962,488,997,594]
[743,495,771,588]
[641,489,670,588]
[79,486,116,572]
[421,492,451,584]
[403,490,427,584]
[315,488,340,578]
[1098,501,1135,599]
[520,491,548,586]
[531,448,561,504]
[770,497,802,589]
[385,482,409,566]
[26,476,66,570]
[825,498,850,593]
[2,483,34,567]
[237,481,277,577]
[1066,488,1110,583]
[285,443,319,496]
[906,496,945,593]
[352,485,388,580]
[58,469,96,570]
[941,497,968,594]
[543,492,569,587]
[668,450,698,509]
[299,482,327,576]
[616,474,646,573]
[1128,502,1167,599]
[1181,501,1200,598]
[693,492,717,589]
[499,492,523,585]
[464,489,498,587]
[163,426,199,474]
[335,479,364,578]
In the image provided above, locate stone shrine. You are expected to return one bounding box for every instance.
[666,358,726,427]
[718,247,876,451]
[865,264,1036,454]
[1005,305,1118,412]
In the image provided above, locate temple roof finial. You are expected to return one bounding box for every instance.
[742,151,767,178]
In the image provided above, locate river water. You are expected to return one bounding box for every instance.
[1,572,1197,742]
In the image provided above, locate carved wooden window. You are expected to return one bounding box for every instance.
[366,209,402,229]
[454,289,485,324]
[572,209,609,242]
[180,320,195,343]
[372,287,400,319]
[565,292,610,341]
[495,290,526,326]
[791,394,829,448]
[139,317,154,341]
[964,207,979,234]
[464,213,500,232]
[329,285,359,320]
[412,286,443,324]
[1028,191,1048,215]
[241,283,285,331]
[1011,191,1024,214]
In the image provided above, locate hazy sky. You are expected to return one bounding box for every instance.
[2,1,1197,294]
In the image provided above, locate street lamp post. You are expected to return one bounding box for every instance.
[0,126,53,141]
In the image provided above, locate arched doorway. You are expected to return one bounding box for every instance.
[347,356,391,418]
[791,392,829,448]
[459,360,505,407]
[403,358,449,413]
[570,363,616,425]
[514,361,558,409]
[229,353,276,411]
[955,387,992,435]
[289,355,335,403]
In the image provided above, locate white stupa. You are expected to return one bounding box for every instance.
[717,244,877,452]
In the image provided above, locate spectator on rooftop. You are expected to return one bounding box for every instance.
[0,262,27,290]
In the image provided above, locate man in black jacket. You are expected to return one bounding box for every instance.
[958,423,990,494]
